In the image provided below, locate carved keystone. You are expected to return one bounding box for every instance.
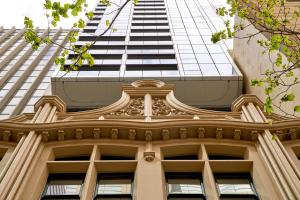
[75,129,83,139]
[128,129,136,140]
[42,131,49,142]
[93,128,101,139]
[3,130,11,141]
[57,130,65,141]
[162,129,170,140]
[111,129,118,139]
[251,130,258,141]
[145,130,152,141]
[179,128,187,139]
[233,129,242,140]
[198,128,205,138]
[144,151,155,162]
[216,128,223,139]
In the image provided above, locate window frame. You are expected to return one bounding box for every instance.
[165,173,206,200]
[41,173,85,200]
[94,173,134,200]
[214,173,260,199]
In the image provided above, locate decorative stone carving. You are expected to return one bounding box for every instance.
[216,128,223,139]
[111,129,118,139]
[42,131,49,142]
[234,129,242,140]
[144,151,155,162]
[162,129,170,140]
[3,130,11,141]
[198,128,205,138]
[179,128,187,139]
[57,130,65,141]
[109,97,144,116]
[251,130,258,141]
[145,130,152,141]
[152,98,188,116]
[93,128,101,139]
[290,129,297,140]
[128,129,136,140]
[75,129,83,139]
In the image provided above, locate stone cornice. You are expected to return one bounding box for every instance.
[0,118,299,142]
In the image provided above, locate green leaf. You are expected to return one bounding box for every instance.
[294,105,300,112]
[78,18,85,28]
[105,19,110,27]
[44,0,52,9]
[281,93,295,102]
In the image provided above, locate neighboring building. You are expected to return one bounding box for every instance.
[233,1,300,116]
[51,0,243,110]
[0,80,299,200]
[0,27,70,119]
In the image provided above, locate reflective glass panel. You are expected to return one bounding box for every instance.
[217,178,255,195]
[97,179,132,195]
[45,179,82,195]
[168,179,203,194]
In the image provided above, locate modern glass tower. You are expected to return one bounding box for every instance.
[51,0,243,110]
[0,27,70,119]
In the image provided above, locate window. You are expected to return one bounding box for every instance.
[94,173,133,200]
[164,155,198,160]
[208,155,244,160]
[166,173,205,200]
[100,155,135,160]
[215,174,259,200]
[41,174,85,200]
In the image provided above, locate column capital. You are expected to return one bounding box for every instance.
[231,94,264,112]
[34,95,66,113]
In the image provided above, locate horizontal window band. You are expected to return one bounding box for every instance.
[132,17,168,20]
[93,12,104,15]
[126,64,177,70]
[130,36,171,41]
[92,17,102,20]
[67,65,121,71]
[127,45,173,49]
[95,8,106,11]
[131,29,170,32]
[68,54,122,59]
[134,8,166,11]
[83,29,96,33]
[75,45,125,49]
[131,23,168,26]
[133,12,166,15]
[127,54,175,59]
[135,4,165,6]
[86,23,99,26]
[79,36,126,41]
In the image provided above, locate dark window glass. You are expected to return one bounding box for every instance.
[208,155,244,160]
[41,174,85,200]
[215,174,259,200]
[100,155,135,160]
[164,155,198,160]
[94,173,133,200]
[55,155,90,161]
[166,173,205,200]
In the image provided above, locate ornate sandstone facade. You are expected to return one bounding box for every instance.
[0,80,299,199]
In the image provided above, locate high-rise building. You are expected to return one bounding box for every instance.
[0,0,300,200]
[51,0,242,110]
[0,27,70,119]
